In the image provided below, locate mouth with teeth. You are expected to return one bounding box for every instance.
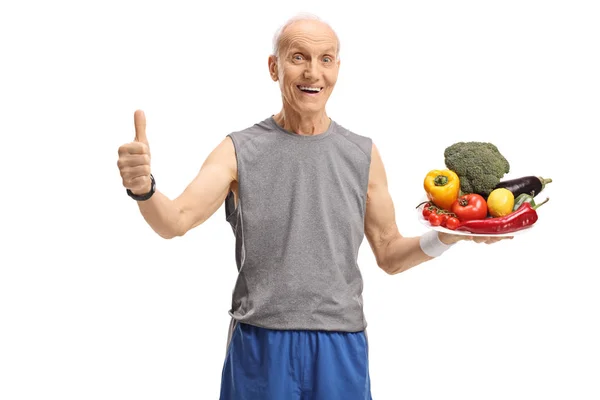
[297,85,323,95]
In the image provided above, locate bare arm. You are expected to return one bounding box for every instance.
[364,143,436,274]
[136,136,237,239]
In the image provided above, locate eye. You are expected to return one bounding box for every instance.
[323,56,333,63]
[293,54,304,62]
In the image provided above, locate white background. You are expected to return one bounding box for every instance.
[1,0,599,399]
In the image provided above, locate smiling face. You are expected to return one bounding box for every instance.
[268,19,340,116]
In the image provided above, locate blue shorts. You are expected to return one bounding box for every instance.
[219,321,372,400]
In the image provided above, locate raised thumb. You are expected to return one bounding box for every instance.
[134,109,148,144]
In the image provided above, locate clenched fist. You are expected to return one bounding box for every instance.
[117,110,152,195]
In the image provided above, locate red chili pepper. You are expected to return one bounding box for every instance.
[456,198,549,234]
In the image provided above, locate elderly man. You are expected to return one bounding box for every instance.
[117,14,505,400]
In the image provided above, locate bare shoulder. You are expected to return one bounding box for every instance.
[368,142,388,189]
[202,135,238,183]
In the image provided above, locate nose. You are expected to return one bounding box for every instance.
[303,60,319,81]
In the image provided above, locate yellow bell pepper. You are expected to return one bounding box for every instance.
[423,169,460,211]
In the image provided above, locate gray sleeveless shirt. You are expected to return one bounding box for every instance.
[224,116,372,332]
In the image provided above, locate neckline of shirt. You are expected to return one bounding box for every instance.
[267,116,336,141]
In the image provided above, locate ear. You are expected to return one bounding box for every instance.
[268,55,278,82]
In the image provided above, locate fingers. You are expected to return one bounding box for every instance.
[134,109,148,144]
[118,141,149,156]
[119,164,151,181]
[120,163,151,193]
[469,235,514,244]
[483,237,502,244]
[117,154,150,169]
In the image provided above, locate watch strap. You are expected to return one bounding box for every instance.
[127,174,156,201]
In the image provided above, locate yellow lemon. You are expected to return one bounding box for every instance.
[487,188,515,217]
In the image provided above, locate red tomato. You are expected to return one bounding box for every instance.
[439,213,449,226]
[445,216,460,230]
[451,193,488,221]
[428,212,443,226]
[423,206,432,218]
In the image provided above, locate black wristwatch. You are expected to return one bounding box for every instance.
[127,174,156,201]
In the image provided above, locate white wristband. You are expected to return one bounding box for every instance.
[420,230,454,258]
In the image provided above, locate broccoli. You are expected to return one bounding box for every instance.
[443,141,510,197]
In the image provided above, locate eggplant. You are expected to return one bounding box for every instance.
[494,176,552,198]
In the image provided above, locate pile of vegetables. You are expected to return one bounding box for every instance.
[418,141,552,234]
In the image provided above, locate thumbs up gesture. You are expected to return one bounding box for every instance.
[117,110,152,195]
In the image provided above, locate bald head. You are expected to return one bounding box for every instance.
[272,14,341,60]
[267,13,341,118]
